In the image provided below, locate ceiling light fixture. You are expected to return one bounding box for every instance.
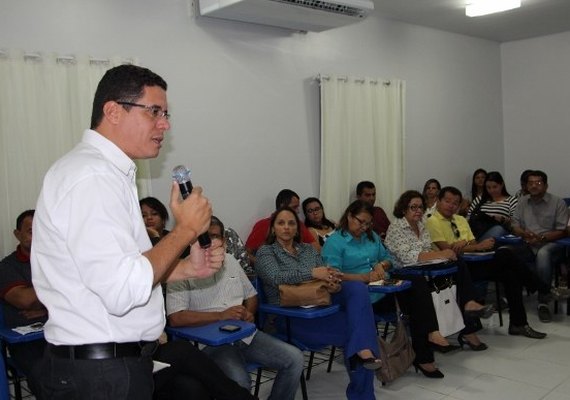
[465,0,521,17]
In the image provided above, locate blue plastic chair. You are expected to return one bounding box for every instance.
[255,277,340,399]
[0,307,45,400]
[0,355,10,400]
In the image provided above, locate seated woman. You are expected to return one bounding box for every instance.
[140,196,189,257]
[467,171,518,240]
[384,190,494,351]
[460,168,487,216]
[322,200,446,379]
[256,207,381,400]
[302,197,336,251]
[422,178,441,219]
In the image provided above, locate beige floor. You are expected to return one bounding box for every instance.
[258,296,570,400]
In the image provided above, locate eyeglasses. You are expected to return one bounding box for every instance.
[409,205,425,212]
[450,220,460,238]
[352,215,373,229]
[527,180,544,186]
[306,206,322,214]
[117,101,170,120]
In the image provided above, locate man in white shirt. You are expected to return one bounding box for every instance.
[31,65,224,399]
[167,216,304,400]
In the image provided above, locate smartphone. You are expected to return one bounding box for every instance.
[219,324,241,333]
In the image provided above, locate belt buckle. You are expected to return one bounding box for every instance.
[139,340,159,357]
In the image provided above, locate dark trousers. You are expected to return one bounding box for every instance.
[153,341,254,400]
[7,339,46,396]
[453,261,483,335]
[375,275,437,365]
[466,247,539,327]
[35,350,154,400]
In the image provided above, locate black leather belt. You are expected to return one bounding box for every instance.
[48,341,159,360]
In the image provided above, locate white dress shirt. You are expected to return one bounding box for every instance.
[32,129,164,345]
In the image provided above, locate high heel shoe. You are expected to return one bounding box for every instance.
[429,342,460,353]
[457,334,488,351]
[348,354,382,371]
[413,362,444,378]
[464,304,495,319]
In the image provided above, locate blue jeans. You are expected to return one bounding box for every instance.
[517,242,565,298]
[203,330,303,400]
[479,225,509,240]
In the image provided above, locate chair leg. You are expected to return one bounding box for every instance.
[327,346,336,373]
[494,281,503,327]
[306,351,315,380]
[253,367,262,397]
[300,371,308,400]
[383,321,390,339]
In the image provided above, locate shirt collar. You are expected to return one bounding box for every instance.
[82,129,138,183]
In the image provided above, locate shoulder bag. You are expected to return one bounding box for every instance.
[376,298,415,384]
[278,279,331,307]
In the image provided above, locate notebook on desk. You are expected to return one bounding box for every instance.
[402,258,451,269]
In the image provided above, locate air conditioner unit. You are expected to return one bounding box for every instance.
[198,0,375,32]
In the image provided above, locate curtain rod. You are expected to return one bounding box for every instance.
[0,50,133,65]
[315,74,391,85]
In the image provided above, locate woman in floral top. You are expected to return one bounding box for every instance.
[385,190,494,351]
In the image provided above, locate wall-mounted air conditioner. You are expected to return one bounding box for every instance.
[198,0,375,32]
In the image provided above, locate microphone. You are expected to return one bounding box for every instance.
[172,165,211,249]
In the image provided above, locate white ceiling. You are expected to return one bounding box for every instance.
[372,0,570,42]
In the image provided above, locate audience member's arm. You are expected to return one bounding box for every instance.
[168,306,251,327]
[242,295,257,323]
[4,286,44,311]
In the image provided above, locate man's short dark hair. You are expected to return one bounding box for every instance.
[356,181,375,196]
[438,186,463,201]
[528,170,548,184]
[90,65,167,129]
[275,189,299,210]
[519,169,533,185]
[16,210,35,230]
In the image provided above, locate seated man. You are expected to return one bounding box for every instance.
[425,187,547,339]
[167,216,304,400]
[0,210,46,395]
[356,181,391,240]
[245,189,316,264]
[510,170,569,323]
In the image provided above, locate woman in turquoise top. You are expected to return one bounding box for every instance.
[322,200,446,379]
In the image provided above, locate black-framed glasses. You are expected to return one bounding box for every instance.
[450,220,460,238]
[409,205,425,212]
[117,101,170,120]
[353,215,373,229]
[306,206,322,214]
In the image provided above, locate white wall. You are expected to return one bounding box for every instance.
[1,0,504,241]
[502,31,570,198]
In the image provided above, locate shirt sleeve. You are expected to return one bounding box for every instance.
[321,233,344,269]
[165,280,192,316]
[64,174,153,316]
[554,198,569,230]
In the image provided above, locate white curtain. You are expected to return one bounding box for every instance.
[319,75,406,222]
[0,50,149,257]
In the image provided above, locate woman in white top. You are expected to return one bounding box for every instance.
[302,197,336,251]
[467,171,517,240]
[422,178,441,219]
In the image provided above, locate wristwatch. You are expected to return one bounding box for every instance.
[540,234,547,242]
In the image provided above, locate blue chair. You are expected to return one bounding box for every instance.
[0,307,44,400]
[255,277,340,400]
[0,355,10,400]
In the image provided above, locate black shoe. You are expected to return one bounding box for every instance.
[464,304,495,319]
[413,362,444,378]
[537,304,552,323]
[348,354,382,371]
[457,334,488,351]
[508,324,547,339]
[430,342,460,353]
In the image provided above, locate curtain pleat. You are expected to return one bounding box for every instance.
[319,75,406,222]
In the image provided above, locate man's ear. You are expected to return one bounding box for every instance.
[103,101,122,125]
[13,229,20,241]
